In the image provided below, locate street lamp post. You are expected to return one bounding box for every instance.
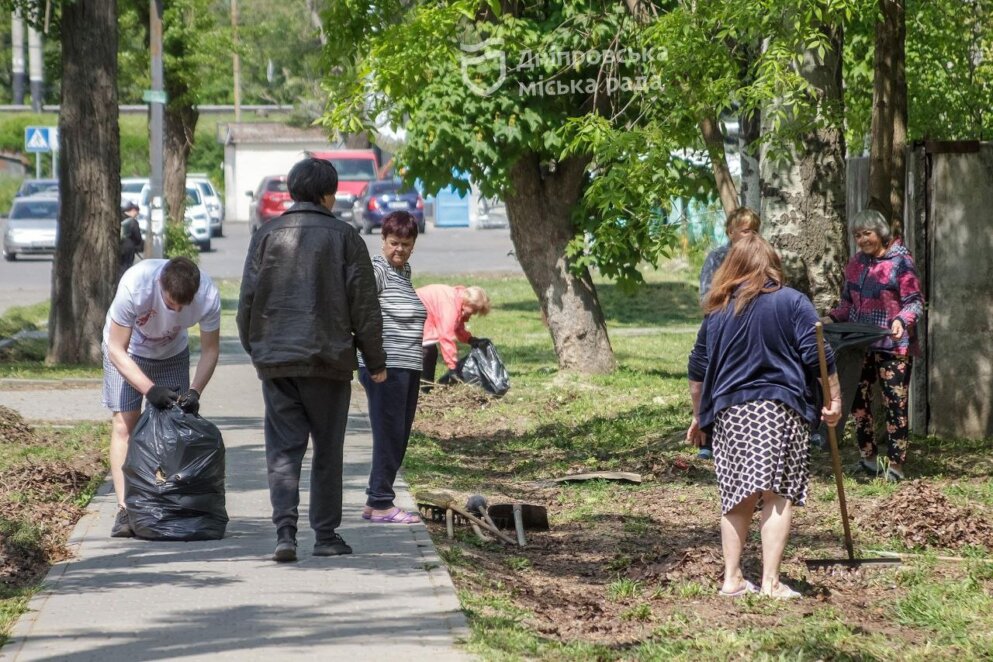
[147,0,165,258]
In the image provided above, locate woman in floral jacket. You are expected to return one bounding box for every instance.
[827,209,924,481]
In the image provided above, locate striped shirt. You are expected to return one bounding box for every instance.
[359,254,427,371]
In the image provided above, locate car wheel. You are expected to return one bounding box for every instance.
[3,250,15,262]
[199,239,212,252]
[363,219,374,235]
[419,220,426,234]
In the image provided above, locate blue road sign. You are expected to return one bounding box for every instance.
[24,126,54,153]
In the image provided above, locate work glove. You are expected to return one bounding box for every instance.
[469,337,491,349]
[146,385,179,409]
[178,388,201,415]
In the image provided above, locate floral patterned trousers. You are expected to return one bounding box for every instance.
[852,351,912,464]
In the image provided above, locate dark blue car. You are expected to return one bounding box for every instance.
[355,180,425,234]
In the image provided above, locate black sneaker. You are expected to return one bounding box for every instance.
[313,532,352,556]
[273,526,298,563]
[111,507,134,538]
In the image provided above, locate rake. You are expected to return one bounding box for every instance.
[804,323,901,571]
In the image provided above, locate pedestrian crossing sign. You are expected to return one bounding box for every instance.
[24,126,56,153]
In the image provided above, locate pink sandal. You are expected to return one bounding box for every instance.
[369,507,421,524]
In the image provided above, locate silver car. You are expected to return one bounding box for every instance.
[3,195,59,261]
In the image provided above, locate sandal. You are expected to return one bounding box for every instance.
[369,507,421,524]
[763,583,802,600]
[718,580,758,597]
[361,506,372,520]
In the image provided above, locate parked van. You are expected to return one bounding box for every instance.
[307,150,381,226]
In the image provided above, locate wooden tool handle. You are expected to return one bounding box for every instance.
[815,322,855,561]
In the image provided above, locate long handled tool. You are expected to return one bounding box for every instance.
[805,323,900,571]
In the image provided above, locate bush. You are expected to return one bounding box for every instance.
[164,222,199,261]
[0,174,23,217]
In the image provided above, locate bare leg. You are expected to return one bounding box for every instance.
[720,491,760,594]
[110,410,141,508]
[759,491,794,596]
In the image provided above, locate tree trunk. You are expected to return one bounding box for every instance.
[868,0,905,233]
[738,108,761,210]
[48,1,120,364]
[163,104,198,224]
[760,27,848,313]
[505,153,616,373]
[699,114,738,216]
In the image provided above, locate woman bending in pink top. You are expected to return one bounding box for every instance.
[416,284,491,388]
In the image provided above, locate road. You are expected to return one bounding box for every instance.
[0,220,521,316]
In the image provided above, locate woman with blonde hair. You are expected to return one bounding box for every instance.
[687,234,841,599]
[416,284,491,387]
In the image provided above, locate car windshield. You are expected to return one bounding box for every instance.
[196,182,214,197]
[328,158,376,181]
[369,181,416,196]
[122,181,146,193]
[265,179,288,193]
[19,181,58,196]
[185,188,202,206]
[10,200,58,219]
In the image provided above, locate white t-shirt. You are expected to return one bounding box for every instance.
[103,259,222,359]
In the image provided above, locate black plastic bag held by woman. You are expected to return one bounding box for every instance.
[124,406,228,541]
[454,339,510,396]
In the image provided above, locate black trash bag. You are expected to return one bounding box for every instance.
[124,406,228,541]
[441,339,510,396]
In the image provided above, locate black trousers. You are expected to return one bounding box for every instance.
[261,376,351,534]
[359,367,421,509]
[421,344,439,386]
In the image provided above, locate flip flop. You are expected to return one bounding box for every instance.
[361,507,372,520]
[369,507,421,524]
[718,580,758,597]
[763,583,802,600]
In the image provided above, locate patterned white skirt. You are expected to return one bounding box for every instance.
[712,400,810,514]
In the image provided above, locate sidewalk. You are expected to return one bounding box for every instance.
[0,340,470,661]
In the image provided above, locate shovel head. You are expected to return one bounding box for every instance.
[805,557,902,571]
[487,504,549,531]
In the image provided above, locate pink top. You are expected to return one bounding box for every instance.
[417,284,472,369]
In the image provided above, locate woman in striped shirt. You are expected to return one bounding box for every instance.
[358,211,428,524]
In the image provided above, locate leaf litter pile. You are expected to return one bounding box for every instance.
[0,406,104,587]
[411,390,993,647]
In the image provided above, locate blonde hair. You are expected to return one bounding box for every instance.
[704,234,782,315]
[463,286,491,316]
[726,207,761,234]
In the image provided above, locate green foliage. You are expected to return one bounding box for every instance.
[0,175,22,218]
[164,222,199,261]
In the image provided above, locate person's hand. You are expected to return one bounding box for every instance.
[146,385,179,409]
[686,417,707,448]
[890,318,905,339]
[822,398,842,427]
[178,388,200,415]
[370,369,388,384]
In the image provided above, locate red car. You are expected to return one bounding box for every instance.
[247,175,291,233]
[307,150,381,225]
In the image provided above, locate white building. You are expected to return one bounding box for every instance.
[221,123,342,222]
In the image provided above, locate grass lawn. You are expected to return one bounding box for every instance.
[401,265,993,661]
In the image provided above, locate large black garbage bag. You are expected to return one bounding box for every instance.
[124,406,228,541]
[457,340,510,396]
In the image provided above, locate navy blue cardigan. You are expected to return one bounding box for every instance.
[688,286,836,433]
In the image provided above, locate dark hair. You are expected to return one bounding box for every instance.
[381,211,419,240]
[121,201,139,213]
[160,257,201,305]
[704,234,782,315]
[287,158,338,204]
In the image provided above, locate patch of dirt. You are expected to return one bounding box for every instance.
[415,384,500,439]
[858,479,993,550]
[0,406,36,445]
[0,411,104,588]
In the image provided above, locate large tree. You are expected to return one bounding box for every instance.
[50,1,121,363]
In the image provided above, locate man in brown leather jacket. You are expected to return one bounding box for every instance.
[237,157,387,562]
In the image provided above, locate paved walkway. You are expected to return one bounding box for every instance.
[0,339,470,661]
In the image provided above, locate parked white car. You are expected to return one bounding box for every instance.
[188,175,223,237]
[138,184,212,252]
[121,177,149,209]
[3,194,59,261]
